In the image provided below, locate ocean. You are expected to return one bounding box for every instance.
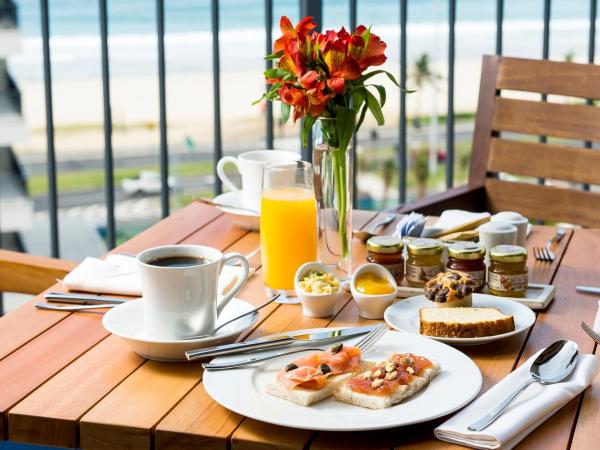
[8,0,596,81]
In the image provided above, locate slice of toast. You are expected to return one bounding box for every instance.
[419,307,515,338]
[266,361,374,407]
[334,360,440,409]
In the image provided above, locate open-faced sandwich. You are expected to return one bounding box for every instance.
[266,343,373,406]
[424,271,475,308]
[334,353,440,409]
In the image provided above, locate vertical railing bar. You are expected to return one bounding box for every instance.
[265,0,274,149]
[299,0,322,162]
[538,0,551,186]
[495,0,504,55]
[211,0,223,195]
[583,0,596,192]
[349,0,358,204]
[446,0,456,190]
[398,0,407,203]
[99,0,115,249]
[40,0,59,257]
[156,0,169,216]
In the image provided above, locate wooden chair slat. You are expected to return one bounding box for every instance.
[486,179,600,227]
[492,97,600,142]
[487,137,600,185]
[496,57,600,99]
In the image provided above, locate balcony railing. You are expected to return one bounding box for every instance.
[19,0,600,257]
[0,0,17,29]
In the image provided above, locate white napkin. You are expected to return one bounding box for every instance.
[594,300,600,331]
[61,254,253,297]
[435,351,598,450]
[422,210,490,237]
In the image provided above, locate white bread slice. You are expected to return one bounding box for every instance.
[420,307,515,338]
[334,360,440,409]
[266,361,374,407]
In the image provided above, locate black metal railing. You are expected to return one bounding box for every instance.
[0,0,17,28]
[29,0,599,257]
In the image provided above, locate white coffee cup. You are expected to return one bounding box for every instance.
[137,245,250,340]
[478,221,518,263]
[491,211,529,247]
[216,150,299,212]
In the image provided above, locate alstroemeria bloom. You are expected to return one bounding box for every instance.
[274,16,316,52]
[348,25,387,71]
[300,71,319,89]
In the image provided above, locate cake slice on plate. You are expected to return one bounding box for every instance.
[419,307,515,338]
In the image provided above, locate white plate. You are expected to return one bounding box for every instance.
[102,298,258,361]
[203,329,482,431]
[214,191,259,231]
[384,293,536,346]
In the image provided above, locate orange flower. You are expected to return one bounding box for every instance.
[348,26,387,71]
[300,70,319,89]
[274,16,317,52]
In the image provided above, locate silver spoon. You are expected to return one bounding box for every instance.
[180,294,280,340]
[468,339,579,431]
[353,213,396,243]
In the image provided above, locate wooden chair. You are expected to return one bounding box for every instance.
[0,249,76,314]
[399,55,600,227]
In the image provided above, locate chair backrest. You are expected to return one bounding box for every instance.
[469,55,600,226]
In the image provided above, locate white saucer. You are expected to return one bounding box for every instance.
[214,191,259,231]
[102,298,258,361]
[384,293,536,346]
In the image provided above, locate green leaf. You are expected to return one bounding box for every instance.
[335,105,356,154]
[370,84,386,107]
[264,68,289,79]
[264,50,284,61]
[357,69,400,86]
[252,93,267,106]
[355,102,369,131]
[281,102,291,124]
[365,89,384,126]
[301,116,317,148]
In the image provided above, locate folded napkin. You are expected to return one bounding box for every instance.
[61,254,253,297]
[435,351,598,450]
[421,210,490,237]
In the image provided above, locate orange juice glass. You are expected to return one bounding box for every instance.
[260,161,317,302]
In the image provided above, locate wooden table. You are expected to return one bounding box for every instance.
[0,202,598,449]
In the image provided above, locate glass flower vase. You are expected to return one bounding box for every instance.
[312,118,353,281]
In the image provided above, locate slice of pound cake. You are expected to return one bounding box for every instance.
[419,307,515,338]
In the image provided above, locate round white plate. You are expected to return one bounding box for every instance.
[214,191,259,231]
[102,298,258,361]
[203,328,482,431]
[384,293,536,346]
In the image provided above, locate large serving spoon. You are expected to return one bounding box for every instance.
[468,339,579,431]
[352,213,396,243]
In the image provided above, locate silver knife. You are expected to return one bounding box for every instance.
[44,292,130,305]
[576,286,600,295]
[185,325,375,361]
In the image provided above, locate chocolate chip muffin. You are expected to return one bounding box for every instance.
[424,272,475,308]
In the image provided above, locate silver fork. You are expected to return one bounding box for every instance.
[533,228,566,262]
[581,321,600,345]
[202,322,388,371]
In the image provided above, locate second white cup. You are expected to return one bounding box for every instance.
[478,221,518,263]
[491,211,529,247]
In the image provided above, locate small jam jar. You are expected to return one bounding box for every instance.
[406,238,444,287]
[488,245,528,297]
[366,236,404,285]
[447,241,486,292]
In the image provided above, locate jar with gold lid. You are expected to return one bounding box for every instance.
[488,245,528,297]
[366,236,404,285]
[447,241,486,292]
[406,238,444,287]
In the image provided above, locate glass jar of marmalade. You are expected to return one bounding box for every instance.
[406,238,444,287]
[488,245,528,297]
[447,241,486,292]
[366,236,404,285]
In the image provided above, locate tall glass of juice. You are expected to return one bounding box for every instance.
[261,160,317,303]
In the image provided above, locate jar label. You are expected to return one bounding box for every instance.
[406,264,444,283]
[449,269,485,288]
[488,272,528,292]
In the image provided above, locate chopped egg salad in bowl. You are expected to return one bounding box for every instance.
[294,262,344,318]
